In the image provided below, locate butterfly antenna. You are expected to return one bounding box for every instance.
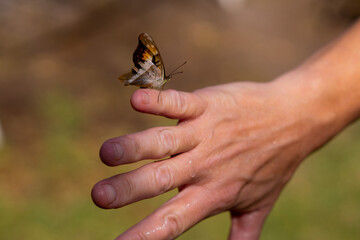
[169,71,183,76]
[168,61,187,77]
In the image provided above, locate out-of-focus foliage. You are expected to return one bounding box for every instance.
[0,0,359,239]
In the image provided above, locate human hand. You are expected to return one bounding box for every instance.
[91,73,342,239]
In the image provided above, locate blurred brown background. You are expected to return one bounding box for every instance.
[0,0,359,239]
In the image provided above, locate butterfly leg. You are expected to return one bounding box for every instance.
[157,85,165,103]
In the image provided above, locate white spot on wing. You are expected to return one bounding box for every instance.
[126,59,154,83]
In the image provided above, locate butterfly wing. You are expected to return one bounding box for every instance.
[134,33,165,79]
[119,33,166,89]
[119,60,163,88]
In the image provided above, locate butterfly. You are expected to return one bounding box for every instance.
[119,33,186,100]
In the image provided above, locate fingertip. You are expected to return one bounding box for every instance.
[99,141,123,166]
[131,89,154,112]
[130,89,144,106]
[91,183,112,208]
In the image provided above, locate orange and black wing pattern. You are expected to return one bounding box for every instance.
[133,33,165,77]
[119,33,166,89]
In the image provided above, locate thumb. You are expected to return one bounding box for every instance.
[130,89,206,119]
[229,208,271,240]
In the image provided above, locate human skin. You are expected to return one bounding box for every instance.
[92,20,360,240]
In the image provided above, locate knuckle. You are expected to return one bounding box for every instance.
[153,163,174,193]
[121,177,136,202]
[165,212,184,238]
[121,135,141,160]
[170,90,187,115]
[158,128,177,155]
[123,135,140,151]
[133,230,149,240]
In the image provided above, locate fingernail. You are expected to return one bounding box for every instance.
[142,92,150,104]
[102,184,117,204]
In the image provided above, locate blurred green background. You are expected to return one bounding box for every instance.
[0,0,359,239]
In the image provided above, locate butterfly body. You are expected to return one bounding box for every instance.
[119,33,170,90]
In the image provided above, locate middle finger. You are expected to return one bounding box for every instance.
[100,125,199,166]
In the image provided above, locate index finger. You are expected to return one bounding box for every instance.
[131,89,206,119]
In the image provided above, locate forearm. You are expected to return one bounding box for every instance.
[304,19,360,122]
[303,20,360,123]
[275,20,360,144]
